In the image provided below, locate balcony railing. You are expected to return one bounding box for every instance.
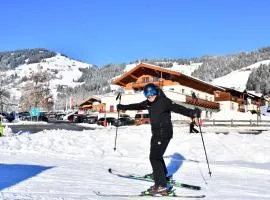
[186,95,220,110]
[131,80,165,89]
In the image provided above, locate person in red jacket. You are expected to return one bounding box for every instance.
[117,83,201,196]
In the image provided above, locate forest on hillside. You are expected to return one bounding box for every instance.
[0,48,56,69]
[246,63,270,95]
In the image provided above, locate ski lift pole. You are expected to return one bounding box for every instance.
[192,92,212,177]
[114,92,122,151]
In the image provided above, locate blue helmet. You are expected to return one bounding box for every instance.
[143,83,158,98]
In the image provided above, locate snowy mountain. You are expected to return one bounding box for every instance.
[171,62,202,76]
[4,54,93,103]
[211,60,270,91]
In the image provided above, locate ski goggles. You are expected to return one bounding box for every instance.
[144,89,157,98]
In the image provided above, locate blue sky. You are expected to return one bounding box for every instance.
[1,0,270,66]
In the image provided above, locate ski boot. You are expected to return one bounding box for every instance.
[143,184,157,195]
[141,185,174,197]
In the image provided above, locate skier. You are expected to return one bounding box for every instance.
[189,117,199,133]
[117,83,201,196]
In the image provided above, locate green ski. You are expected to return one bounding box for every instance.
[108,168,201,190]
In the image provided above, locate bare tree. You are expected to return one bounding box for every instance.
[19,69,54,111]
[0,72,10,113]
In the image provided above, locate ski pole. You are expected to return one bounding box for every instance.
[197,118,212,177]
[113,92,122,151]
[192,92,212,177]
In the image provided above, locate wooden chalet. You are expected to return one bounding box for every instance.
[112,62,223,110]
[214,88,262,112]
[79,97,105,112]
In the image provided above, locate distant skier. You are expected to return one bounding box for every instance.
[117,83,201,196]
[189,117,199,133]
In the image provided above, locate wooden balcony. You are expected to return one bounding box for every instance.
[186,95,220,110]
[130,80,166,89]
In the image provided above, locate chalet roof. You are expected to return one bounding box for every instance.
[246,90,264,99]
[220,87,262,100]
[219,87,243,96]
[112,62,225,94]
[79,96,101,106]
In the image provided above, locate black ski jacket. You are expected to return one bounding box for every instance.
[120,95,195,139]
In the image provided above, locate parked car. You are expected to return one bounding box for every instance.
[97,117,117,126]
[0,112,7,117]
[65,111,78,122]
[18,112,31,121]
[83,115,98,124]
[58,110,77,121]
[6,112,15,122]
[38,112,48,122]
[55,113,66,120]
[0,112,7,122]
[112,117,135,127]
[73,114,85,123]
[46,112,60,119]
[135,113,150,125]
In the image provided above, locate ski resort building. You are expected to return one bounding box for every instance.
[79,63,266,120]
[79,96,103,113]
[103,63,223,119]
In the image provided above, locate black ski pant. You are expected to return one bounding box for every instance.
[149,136,170,187]
[190,122,199,133]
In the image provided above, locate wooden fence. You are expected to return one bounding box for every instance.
[199,119,270,126]
[174,119,270,126]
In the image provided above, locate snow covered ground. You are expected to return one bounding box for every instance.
[1,123,270,200]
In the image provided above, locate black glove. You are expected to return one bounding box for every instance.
[193,107,201,118]
[117,104,125,111]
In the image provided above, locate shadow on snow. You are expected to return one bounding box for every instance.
[166,153,185,177]
[0,163,54,191]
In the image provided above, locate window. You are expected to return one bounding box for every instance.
[182,89,185,94]
[169,88,174,91]
[153,76,159,82]
[142,77,150,83]
[231,102,234,110]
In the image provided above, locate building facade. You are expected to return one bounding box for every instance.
[79,62,266,120]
